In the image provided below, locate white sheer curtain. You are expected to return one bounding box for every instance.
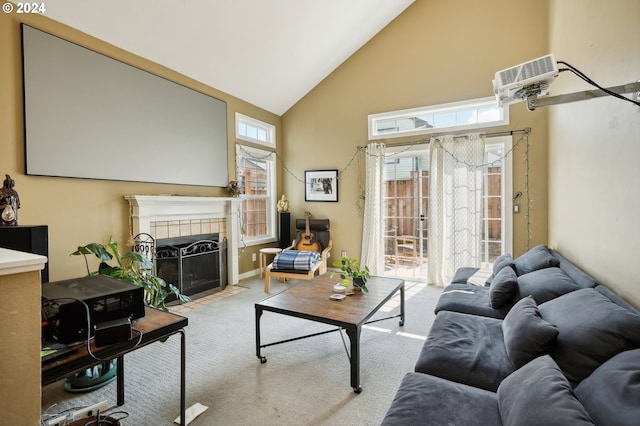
[361,142,386,276]
[428,133,485,287]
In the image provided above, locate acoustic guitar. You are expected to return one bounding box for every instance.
[296,211,321,252]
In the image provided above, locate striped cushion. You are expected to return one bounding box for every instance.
[272,250,320,271]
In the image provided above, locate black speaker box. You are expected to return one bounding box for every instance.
[278,212,291,249]
[0,225,48,282]
[42,275,145,344]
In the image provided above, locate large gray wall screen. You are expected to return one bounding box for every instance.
[22,25,228,187]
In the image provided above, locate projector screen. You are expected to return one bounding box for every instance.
[21,25,228,187]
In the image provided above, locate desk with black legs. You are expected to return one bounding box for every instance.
[42,307,188,426]
[255,274,404,393]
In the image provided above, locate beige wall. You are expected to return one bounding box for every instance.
[0,267,42,425]
[548,0,640,307]
[0,12,280,281]
[282,0,550,261]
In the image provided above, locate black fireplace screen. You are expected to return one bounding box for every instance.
[155,234,227,300]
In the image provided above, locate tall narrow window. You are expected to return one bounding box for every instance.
[481,137,512,265]
[235,145,276,245]
[383,147,430,281]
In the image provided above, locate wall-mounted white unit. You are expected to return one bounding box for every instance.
[493,54,558,106]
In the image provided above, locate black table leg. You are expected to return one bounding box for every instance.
[345,326,361,393]
[255,307,266,363]
[116,355,124,406]
[399,283,405,326]
[179,329,186,426]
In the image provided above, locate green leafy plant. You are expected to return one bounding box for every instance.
[331,256,370,294]
[71,236,190,311]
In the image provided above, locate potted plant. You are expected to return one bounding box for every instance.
[72,236,190,311]
[332,256,370,294]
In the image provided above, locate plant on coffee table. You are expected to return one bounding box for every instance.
[332,256,370,294]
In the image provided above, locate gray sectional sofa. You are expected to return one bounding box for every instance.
[382,245,640,425]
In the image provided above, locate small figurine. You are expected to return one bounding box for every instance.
[0,174,20,226]
[277,195,290,213]
[227,180,240,197]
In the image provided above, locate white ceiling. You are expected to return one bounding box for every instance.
[34,0,415,115]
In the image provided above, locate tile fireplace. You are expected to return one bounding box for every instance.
[155,233,227,299]
[125,195,241,287]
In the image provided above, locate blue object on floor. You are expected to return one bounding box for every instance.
[63,360,117,393]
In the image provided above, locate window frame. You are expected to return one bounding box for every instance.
[235,112,276,147]
[235,143,277,246]
[368,97,509,140]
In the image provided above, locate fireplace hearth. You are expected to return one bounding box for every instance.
[156,234,227,300]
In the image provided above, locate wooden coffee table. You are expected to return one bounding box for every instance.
[255,273,405,393]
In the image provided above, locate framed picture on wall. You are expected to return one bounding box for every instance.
[305,170,338,202]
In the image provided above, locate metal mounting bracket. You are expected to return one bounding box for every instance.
[526,81,640,110]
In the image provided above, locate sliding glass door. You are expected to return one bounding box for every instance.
[381,137,511,281]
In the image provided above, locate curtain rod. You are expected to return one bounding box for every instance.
[374,127,531,148]
[481,127,531,138]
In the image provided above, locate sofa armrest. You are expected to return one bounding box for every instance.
[451,267,480,284]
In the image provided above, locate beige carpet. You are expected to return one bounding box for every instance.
[41,276,441,426]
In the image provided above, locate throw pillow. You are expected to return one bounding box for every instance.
[484,253,514,286]
[493,253,514,276]
[515,267,581,304]
[574,348,640,426]
[538,288,640,385]
[501,296,559,368]
[513,244,559,276]
[497,355,594,426]
[489,266,518,308]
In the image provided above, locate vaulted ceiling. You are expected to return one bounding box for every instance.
[36,0,415,115]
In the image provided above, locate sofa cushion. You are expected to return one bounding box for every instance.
[415,311,514,392]
[489,266,518,308]
[515,267,582,304]
[513,244,559,276]
[550,250,598,289]
[502,296,558,368]
[381,372,501,426]
[434,284,511,319]
[538,288,640,385]
[574,348,640,426]
[497,355,594,426]
[595,284,639,312]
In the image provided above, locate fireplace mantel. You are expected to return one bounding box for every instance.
[125,195,240,285]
